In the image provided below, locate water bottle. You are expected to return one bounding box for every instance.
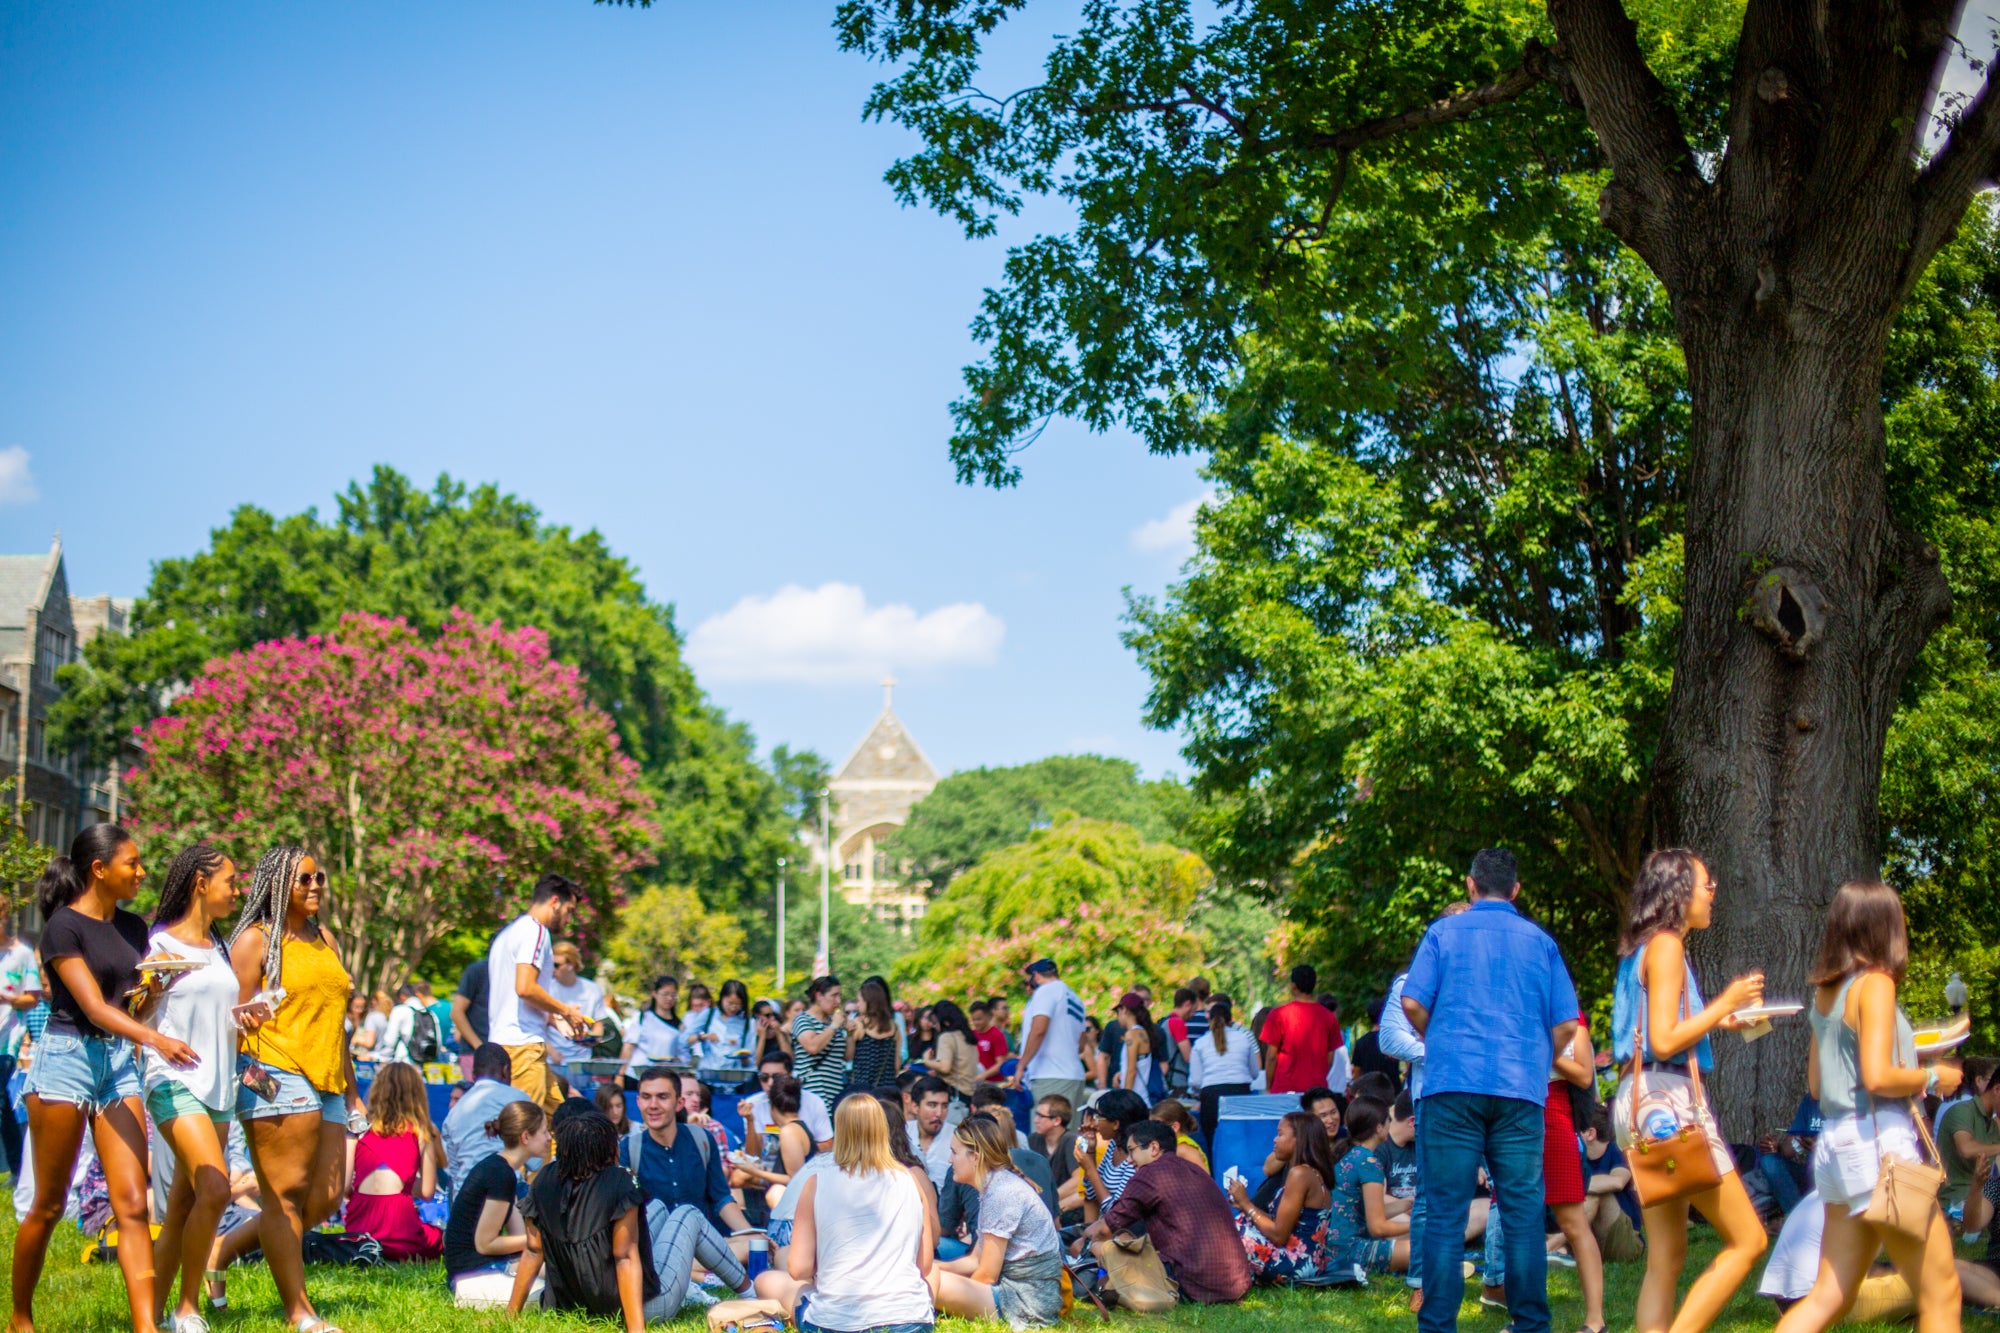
[1642,1106,1680,1141]
[745,1231,769,1279]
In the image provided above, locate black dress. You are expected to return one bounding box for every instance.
[848,1031,900,1091]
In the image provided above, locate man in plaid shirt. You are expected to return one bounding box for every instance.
[1080,1120,1251,1309]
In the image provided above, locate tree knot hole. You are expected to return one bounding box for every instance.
[1756,257,1779,306]
[1757,67,1793,103]
[1747,567,1825,659]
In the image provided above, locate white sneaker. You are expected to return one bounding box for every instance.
[171,1315,212,1333]
[681,1284,718,1307]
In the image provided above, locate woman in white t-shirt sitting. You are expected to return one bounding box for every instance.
[616,974,685,1091]
[931,1114,1063,1328]
[754,1092,937,1333]
[145,844,268,1333]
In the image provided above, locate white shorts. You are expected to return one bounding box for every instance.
[1814,1106,1919,1211]
[1612,1068,1736,1183]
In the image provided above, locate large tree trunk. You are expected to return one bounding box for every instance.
[1546,0,1982,1138]
[1653,316,1950,1138]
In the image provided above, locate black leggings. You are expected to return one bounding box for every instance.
[1197,1082,1252,1147]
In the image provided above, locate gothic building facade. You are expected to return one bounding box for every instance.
[822,681,938,927]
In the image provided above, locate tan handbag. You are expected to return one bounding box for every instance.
[1625,944,1723,1208]
[1860,1098,1945,1240]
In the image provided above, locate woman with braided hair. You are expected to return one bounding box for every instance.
[146,844,265,1333]
[210,847,362,1333]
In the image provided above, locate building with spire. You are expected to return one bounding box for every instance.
[822,679,940,927]
[0,536,133,865]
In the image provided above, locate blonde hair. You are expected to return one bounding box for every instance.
[367,1061,442,1153]
[552,941,582,968]
[832,1091,900,1176]
[953,1115,1016,1191]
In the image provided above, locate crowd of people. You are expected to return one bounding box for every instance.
[3,825,1996,1333]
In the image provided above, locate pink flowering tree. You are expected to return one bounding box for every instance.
[129,611,658,992]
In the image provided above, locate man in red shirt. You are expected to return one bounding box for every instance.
[1258,964,1343,1094]
[970,999,1011,1081]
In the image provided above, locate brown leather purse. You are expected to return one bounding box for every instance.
[1860,1098,1945,1240]
[1625,950,1723,1207]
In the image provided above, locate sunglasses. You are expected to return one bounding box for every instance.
[296,870,328,889]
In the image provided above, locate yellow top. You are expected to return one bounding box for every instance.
[242,931,351,1094]
[1177,1132,1211,1171]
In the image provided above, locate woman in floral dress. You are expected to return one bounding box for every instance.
[1226,1110,1338,1283]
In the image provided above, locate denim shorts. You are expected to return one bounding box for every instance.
[798,1321,933,1333]
[767,1218,793,1248]
[22,1030,141,1114]
[236,1057,345,1123]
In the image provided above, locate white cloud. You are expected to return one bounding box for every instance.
[687,582,1005,685]
[1129,493,1211,557]
[0,447,37,506]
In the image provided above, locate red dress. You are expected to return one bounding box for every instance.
[344,1130,443,1260]
[1542,1015,1587,1205]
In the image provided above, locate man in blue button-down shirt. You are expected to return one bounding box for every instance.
[1403,849,1578,1333]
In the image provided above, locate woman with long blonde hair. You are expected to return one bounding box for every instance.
[1775,881,1962,1333]
[344,1061,444,1260]
[932,1113,1064,1326]
[754,1092,937,1330]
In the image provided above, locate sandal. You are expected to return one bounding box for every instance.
[203,1270,228,1313]
[295,1317,344,1333]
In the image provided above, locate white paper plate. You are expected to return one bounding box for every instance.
[1732,1002,1805,1021]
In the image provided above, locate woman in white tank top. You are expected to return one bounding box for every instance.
[752,1093,937,1333]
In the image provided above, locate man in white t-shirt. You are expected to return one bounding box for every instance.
[0,919,43,1177]
[1007,957,1088,1127]
[485,873,588,1112]
[546,941,609,1076]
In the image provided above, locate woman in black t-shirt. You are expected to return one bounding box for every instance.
[444,1100,548,1308]
[509,1109,660,1326]
[14,825,199,1333]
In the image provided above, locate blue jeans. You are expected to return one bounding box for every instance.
[1758,1153,1805,1216]
[1418,1093,1548,1333]
[0,1053,21,1176]
[1406,1101,1426,1288]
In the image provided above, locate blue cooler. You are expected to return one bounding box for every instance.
[1210,1092,1300,1191]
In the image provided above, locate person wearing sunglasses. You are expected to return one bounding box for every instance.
[210,848,365,1333]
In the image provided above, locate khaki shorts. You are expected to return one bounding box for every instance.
[504,1041,561,1114]
[1613,1068,1736,1184]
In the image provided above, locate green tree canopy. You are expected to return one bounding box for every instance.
[894,817,1213,1015]
[890,754,1190,893]
[52,466,807,911]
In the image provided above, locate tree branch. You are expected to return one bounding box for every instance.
[1914,68,2000,277]
[1302,41,1566,155]
[1546,0,1706,280]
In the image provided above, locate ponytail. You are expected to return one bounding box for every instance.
[37,824,133,918]
[483,1099,547,1149]
[1209,997,1233,1055]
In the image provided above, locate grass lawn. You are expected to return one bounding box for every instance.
[0,1210,1928,1333]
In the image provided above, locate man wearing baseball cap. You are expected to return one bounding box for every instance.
[1007,958,1088,1127]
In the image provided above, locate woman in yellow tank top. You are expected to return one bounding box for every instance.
[209,848,360,1333]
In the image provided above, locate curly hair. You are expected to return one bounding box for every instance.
[1619,848,1706,955]
[554,1109,618,1182]
[367,1061,442,1153]
[153,843,230,941]
[229,846,309,992]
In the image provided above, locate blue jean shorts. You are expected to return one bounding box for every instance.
[22,1030,141,1114]
[235,1057,345,1123]
[767,1218,793,1248]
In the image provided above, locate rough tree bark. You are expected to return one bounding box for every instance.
[1548,0,1983,1134]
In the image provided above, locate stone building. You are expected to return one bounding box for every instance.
[823,680,939,927]
[0,537,132,857]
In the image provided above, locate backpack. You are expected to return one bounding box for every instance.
[623,1120,714,1177]
[405,1002,444,1063]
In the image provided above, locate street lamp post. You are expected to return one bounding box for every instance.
[776,856,787,993]
[817,787,832,976]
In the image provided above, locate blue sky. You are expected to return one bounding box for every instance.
[0,0,1208,779]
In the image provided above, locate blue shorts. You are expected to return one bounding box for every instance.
[767,1218,793,1248]
[22,1030,140,1114]
[235,1057,345,1123]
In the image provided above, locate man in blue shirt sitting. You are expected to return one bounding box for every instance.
[619,1066,756,1317]
[1402,848,1579,1333]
